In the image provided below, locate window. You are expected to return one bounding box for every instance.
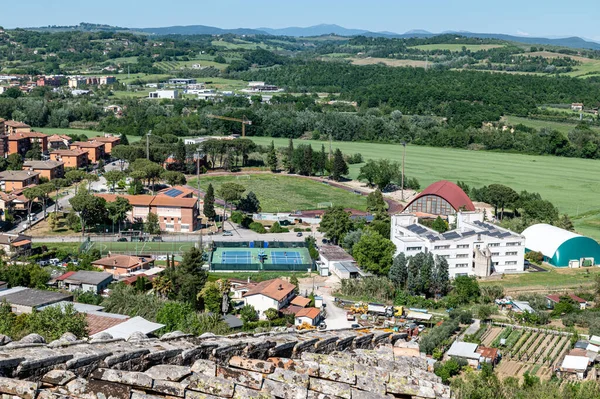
[491,252,499,256]
[456,263,469,268]
[166,223,174,229]
[441,255,450,259]
[456,254,469,258]
[488,243,499,247]
[434,245,450,250]
[457,244,469,249]
[505,261,517,265]
[506,252,518,256]
[181,224,190,232]
[507,242,521,246]
[407,246,422,251]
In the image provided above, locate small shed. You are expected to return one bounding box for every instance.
[447,342,481,368]
[332,261,361,279]
[294,307,322,327]
[559,355,589,379]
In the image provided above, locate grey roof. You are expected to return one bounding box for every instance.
[336,261,360,274]
[0,288,72,308]
[23,160,64,170]
[222,314,243,329]
[447,341,480,360]
[64,271,113,286]
[0,170,40,181]
[90,316,164,339]
[37,301,105,313]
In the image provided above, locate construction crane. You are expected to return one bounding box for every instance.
[207,114,252,137]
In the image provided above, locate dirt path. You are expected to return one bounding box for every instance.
[482,327,502,347]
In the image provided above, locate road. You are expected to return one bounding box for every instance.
[8,188,75,235]
[299,273,352,331]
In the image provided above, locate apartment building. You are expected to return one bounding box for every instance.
[47,134,72,150]
[391,212,525,278]
[91,254,154,277]
[70,141,105,163]
[0,170,40,192]
[4,120,31,135]
[22,160,65,180]
[87,136,120,154]
[49,149,88,169]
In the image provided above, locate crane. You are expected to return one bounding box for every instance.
[207,114,252,137]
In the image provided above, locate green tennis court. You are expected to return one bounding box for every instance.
[210,246,312,271]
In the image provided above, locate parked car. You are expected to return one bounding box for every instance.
[151,236,163,242]
[296,232,303,237]
[38,260,49,266]
[318,322,327,331]
[223,231,233,237]
[418,325,425,332]
[351,323,361,329]
[117,237,128,242]
[49,258,60,265]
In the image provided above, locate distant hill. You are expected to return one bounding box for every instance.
[259,24,371,37]
[137,25,268,36]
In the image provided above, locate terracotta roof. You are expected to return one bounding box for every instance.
[290,296,311,308]
[476,346,499,361]
[91,254,153,270]
[4,120,30,128]
[71,141,105,149]
[88,136,120,143]
[47,134,72,142]
[55,271,77,281]
[546,294,587,304]
[21,131,47,139]
[96,194,197,209]
[96,194,155,207]
[86,313,128,336]
[0,170,40,181]
[281,305,304,315]
[122,274,156,285]
[51,149,87,156]
[406,180,475,212]
[7,134,30,141]
[11,239,31,247]
[295,307,321,320]
[243,278,295,302]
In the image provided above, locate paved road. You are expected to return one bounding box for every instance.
[457,319,481,342]
[299,274,352,331]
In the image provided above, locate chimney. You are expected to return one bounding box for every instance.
[247,277,250,283]
[278,284,283,290]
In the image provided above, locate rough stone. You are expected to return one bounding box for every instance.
[86,379,131,399]
[65,378,88,395]
[229,356,275,374]
[306,391,345,399]
[232,385,276,399]
[191,359,217,376]
[162,331,187,340]
[354,363,388,395]
[262,378,308,399]
[60,332,78,342]
[301,353,355,384]
[267,358,319,377]
[0,334,13,346]
[0,377,39,399]
[267,367,310,388]
[89,332,113,342]
[187,373,235,398]
[351,388,391,399]
[128,331,148,341]
[151,379,188,397]
[41,370,76,386]
[92,368,154,389]
[132,392,164,399]
[309,377,352,399]
[104,349,150,368]
[145,365,192,382]
[185,390,221,399]
[217,366,263,390]
[19,333,46,344]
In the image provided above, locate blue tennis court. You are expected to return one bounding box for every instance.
[221,250,252,264]
[270,251,302,264]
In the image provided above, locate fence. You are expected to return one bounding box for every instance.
[210,263,312,272]
[212,241,308,249]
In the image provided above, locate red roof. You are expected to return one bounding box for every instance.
[546,294,587,304]
[295,307,321,320]
[55,271,76,281]
[406,180,475,212]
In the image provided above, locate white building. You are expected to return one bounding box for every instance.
[294,307,322,326]
[242,278,296,319]
[148,90,178,99]
[168,78,196,85]
[391,212,525,278]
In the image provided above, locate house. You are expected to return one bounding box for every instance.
[96,194,200,232]
[7,134,31,157]
[99,76,116,85]
[392,212,525,278]
[0,170,40,192]
[571,103,584,111]
[50,149,88,168]
[546,294,588,310]
[157,185,195,198]
[87,136,120,154]
[0,190,30,219]
[290,296,311,308]
[91,254,154,277]
[23,160,65,181]
[55,271,113,294]
[558,354,589,379]
[295,307,322,326]
[148,90,178,99]
[243,278,296,318]
[47,134,72,150]
[0,233,32,254]
[90,316,164,339]
[230,280,257,299]
[168,78,196,85]
[70,141,105,163]
[0,287,72,314]
[447,341,499,368]
[4,120,31,135]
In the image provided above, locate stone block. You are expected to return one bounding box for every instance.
[191,359,216,376]
[354,363,388,395]
[132,392,164,399]
[152,380,188,397]
[41,370,76,386]
[233,385,276,399]
[267,358,319,377]
[186,373,235,398]
[267,367,310,388]
[262,379,308,399]
[86,379,131,399]
[145,365,192,382]
[217,366,263,390]
[92,368,153,389]
[351,388,391,399]
[104,349,150,368]
[306,391,344,399]
[0,377,39,399]
[301,353,355,384]
[309,377,352,399]
[185,391,221,399]
[229,356,275,374]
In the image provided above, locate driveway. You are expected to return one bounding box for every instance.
[299,273,352,331]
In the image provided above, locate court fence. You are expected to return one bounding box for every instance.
[210,263,312,272]
[212,241,308,249]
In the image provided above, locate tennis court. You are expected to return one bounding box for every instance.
[221,250,252,264]
[210,245,312,271]
[270,251,303,264]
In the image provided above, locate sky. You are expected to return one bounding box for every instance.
[3,0,599,41]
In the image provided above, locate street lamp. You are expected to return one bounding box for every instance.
[401,142,407,201]
[146,130,152,160]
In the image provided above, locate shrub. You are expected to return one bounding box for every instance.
[230,211,244,224]
[269,222,289,233]
[525,251,544,264]
[293,227,303,232]
[249,222,266,234]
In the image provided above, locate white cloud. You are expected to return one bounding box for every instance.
[516,30,531,37]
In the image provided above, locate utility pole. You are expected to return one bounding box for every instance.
[401,142,406,201]
[146,130,152,160]
[196,148,203,249]
[328,134,332,161]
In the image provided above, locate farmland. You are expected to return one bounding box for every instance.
[408,44,505,52]
[349,58,428,68]
[33,128,141,143]
[249,137,600,239]
[479,266,600,293]
[503,115,600,135]
[482,326,571,380]
[191,174,368,213]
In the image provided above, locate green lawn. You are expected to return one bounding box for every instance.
[36,241,198,256]
[480,267,600,289]
[249,137,600,239]
[503,116,600,135]
[34,128,141,143]
[190,174,367,212]
[409,44,505,52]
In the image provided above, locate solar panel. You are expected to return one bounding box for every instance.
[462,230,476,237]
[164,188,183,198]
[499,232,512,238]
[442,232,461,240]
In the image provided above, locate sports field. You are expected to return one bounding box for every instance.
[34,128,141,143]
[408,44,504,52]
[249,137,600,239]
[89,241,198,256]
[191,174,368,212]
[210,246,312,271]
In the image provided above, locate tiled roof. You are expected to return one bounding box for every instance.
[92,254,153,270]
[290,296,311,307]
[88,136,120,143]
[406,180,475,212]
[243,278,295,302]
[86,312,128,336]
[4,120,30,128]
[96,194,197,209]
[295,307,321,320]
[0,170,40,181]
[23,160,64,170]
[546,294,587,304]
[55,271,77,281]
[50,149,87,156]
[71,141,105,149]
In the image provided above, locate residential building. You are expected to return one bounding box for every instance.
[70,141,105,163]
[546,294,588,310]
[0,287,72,314]
[55,271,114,294]
[294,307,322,326]
[36,75,63,87]
[97,193,200,232]
[49,149,88,168]
[447,341,499,368]
[391,212,525,278]
[157,185,195,198]
[0,190,29,220]
[0,170,40,192]
[87,136,120,154]
[4,120,31,135]
[168,78,196,85]
[99,76,116,85]
[522,224,600,267]
[243,278,296,318]
[0,233,32,255]
[242,81,283,93]
[0,134,8,158]
[91,254,154,277]
[402,180,475,217]
[7,134,30,157]
[558,354,589,379]
[67,76,115,88]
[571,103,584,111]
[148,90,178,99]
[47,134,72,150]
[290,296,311,308]
[22,160,65,180]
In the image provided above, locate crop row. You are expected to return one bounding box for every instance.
[491,327,513,348]
[533,334,555,363]
[510,330,532,358]
[504,329,523,350]
[518,332,540,361]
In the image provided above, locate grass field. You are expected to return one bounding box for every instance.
[190,174,367,212]
[249,137,600,239]
[349,57,428,68]
[34,128,141,143]
[481,267,600,291]
[503,116,600,135]
[409,44,504,52]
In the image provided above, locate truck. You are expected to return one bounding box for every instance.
[346,312,355,321]
[367,303,394,317]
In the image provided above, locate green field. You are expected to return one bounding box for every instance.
[503,116,600,135]
[34,128,141,143]
[37,241,197,256]
[190,174,367,213]
[249,137,600,239]
[480,267,600,290]
[409,44,504,52]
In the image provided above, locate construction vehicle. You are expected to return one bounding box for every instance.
[346,312,355,321]
[296,322,316,331]
[394,306,404,317]
[367,303,394,317]
[349,302,368,315]
[207,114,252,137]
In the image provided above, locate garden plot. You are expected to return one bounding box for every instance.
[481,327,503,346]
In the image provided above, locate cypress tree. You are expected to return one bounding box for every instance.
[330,148,348,181]
[203,184,216,220]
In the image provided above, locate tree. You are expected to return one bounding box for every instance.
[555,214,574,231]
[23,186,44,221]
[486,184,519,220]
[240,305,259,324]
[218,182,246,229]
[170,247,207,309]
[285,138,295,173]
[342,229,363,255]
[289,275,299,294]
[366,189,387,213]
[145,212,160,235]
[49,178,67,213]
[175,140,187,170]
[330,148,348,181]
[203,183,216,220]
[319,206,352,244]
[431,216,449,233]
[25,141,42,160]
[69,189,107,236]
[238,191,261,214]
[23,303,88,342]
[452,276,480,304]
[431,255,450,297]
[264,308,279,321]
[389,252,408,289]
[199,280,226,313]
[358,159,378,187]
[106,197,132,233]
[6,153,23,170]
[152,275,173,299]
[104,170,125,192]
[161,170,187,186]
[266,140,278,172]
[352,230,396,275]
